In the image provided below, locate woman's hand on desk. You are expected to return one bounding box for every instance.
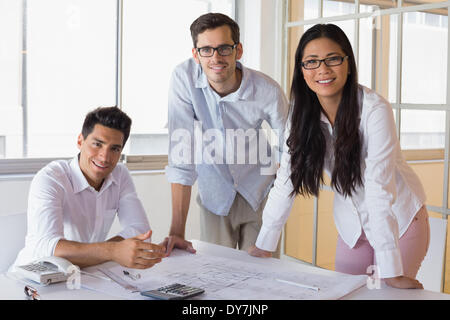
[159,235,196,257]
[111,230,165,269]
[247,245,272,258]
[384,276,424,289]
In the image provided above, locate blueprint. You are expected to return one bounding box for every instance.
[82,249,368,300]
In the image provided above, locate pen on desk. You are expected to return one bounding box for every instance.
[24,285,41,300]
[275,278,320,291]
[123,270,141,281]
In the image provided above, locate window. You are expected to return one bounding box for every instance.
[121,0,235,156]
[290,0,448,151]
[0,0,234,172]
[1,0,117,160]
[399,12,447,106]
[400,110,446,150]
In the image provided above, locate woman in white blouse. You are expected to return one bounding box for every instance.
[248,24,429,289]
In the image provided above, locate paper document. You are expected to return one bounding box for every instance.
[81,249,367,300]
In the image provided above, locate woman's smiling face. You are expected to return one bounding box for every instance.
[301,37,349,105]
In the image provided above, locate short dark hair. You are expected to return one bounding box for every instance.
[81,106,132,146]
[190,13,240,48]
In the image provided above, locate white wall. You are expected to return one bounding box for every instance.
[0,172,201,244]
[0,178,30,216]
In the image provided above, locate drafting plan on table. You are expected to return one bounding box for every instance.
[81,249,368,300]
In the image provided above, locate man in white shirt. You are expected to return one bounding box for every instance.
[11,107,165,270]
[162,13,288,257]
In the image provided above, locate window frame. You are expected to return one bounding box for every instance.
[0,0,235,175]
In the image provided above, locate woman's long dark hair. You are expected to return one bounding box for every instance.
[288,24,362,198]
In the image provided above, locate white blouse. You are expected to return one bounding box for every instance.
[255,85,426,278]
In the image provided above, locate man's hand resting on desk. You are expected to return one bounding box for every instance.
[247,245,272,258]
[111,230,165,269]
[159,235,196,257]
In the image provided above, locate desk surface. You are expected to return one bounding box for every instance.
[1,240,449,300]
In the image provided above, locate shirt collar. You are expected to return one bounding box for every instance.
[194,60,255,101]
[320,111,330,124]
[319,111,334,136]
[69,154,117,194]
[319,86,364,133]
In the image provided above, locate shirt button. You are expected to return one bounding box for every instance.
[234,183,238,188]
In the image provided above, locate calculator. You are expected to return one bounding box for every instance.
[140,283,205,300]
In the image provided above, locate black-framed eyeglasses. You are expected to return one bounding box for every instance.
[301,55,349,70]
[196,44,238,57]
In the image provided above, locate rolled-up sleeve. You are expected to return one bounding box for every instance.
[165,67,198,186]
[116,167,151,240]
[256,124,296,251]
[364,102,403,278]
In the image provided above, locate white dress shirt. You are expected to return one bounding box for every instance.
[11,155,150,269]
[255,85,426,278]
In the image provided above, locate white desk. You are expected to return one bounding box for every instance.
[1,240,449,300]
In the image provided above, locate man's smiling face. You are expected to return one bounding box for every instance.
[192,25,243,95]
[77,124,124,191]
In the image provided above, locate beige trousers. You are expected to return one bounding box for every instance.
[197,192,281,258]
